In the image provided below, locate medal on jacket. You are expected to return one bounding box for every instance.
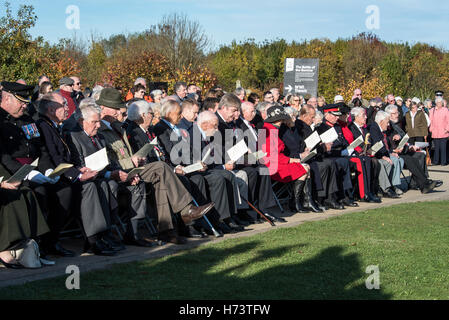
[119,148,125,156]
[21,123,40,140]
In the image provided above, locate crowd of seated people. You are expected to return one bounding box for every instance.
[0,77,445,269]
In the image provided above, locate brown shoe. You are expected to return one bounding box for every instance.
[181,202,215,225]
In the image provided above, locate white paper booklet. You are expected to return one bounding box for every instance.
[227,139,248,162]
[370,141,384,155]
[319,127,339,144]
[304,131,321,150]
[347,135,364,150]
[85,148,109,172]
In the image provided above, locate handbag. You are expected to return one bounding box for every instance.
[10,239,42,269]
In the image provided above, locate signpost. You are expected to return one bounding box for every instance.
[283,58,319,97]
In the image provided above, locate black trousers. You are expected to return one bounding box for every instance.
[205,169,237,222]
[239,165,276,211]
[313,158,338,200]
[401,153,428,188]
[26,180,73,245]
[432,138,447,165]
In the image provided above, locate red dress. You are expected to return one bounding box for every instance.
[260,122,307,183]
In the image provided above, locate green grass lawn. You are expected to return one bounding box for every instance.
[1,201,448,300]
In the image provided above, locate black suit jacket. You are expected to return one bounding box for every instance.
[316,121,349,158]
[368,122,391,159]
[36,115,81,182]
[154,119,190,167]
[126,121,160,163]
[66,130,117,176]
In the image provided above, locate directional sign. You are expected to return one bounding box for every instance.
[283,58,319,97]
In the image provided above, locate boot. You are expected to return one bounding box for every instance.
[290,179,309,213]
[303,178,323,213]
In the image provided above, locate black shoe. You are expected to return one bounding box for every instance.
[218,222,234,234]
[341,198,359,207]
[264,213,287,223]
[227,221,245,232]
[232,216,250,227]
[102,235,126,251]
[123,237,158,247]
[238,211,257,223]
[383,188,400,198]
[89,240,117,256]
[324,199,345,210]
[428,179,443,188]
[421,180,438,194]
[184,225,205,238]
[44,242,75,257]
[366,192,382,203]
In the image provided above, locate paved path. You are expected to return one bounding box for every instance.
[1,166,448,288]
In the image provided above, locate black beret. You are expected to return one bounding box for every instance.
[0,81,34,103]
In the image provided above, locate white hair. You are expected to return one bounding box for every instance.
[77,97,101,120]
[127,100,152,121]
[256,101,273,113]
[197,110,218,126]
[284,106,298,118]
[91,85,104,101]
[435,96,443,103]
[241,101,254,112]
[384,104,398,115]
[315,110,323,120]
[150,89,163,97]
[350,107,365,119]
[160,99,180,117]
[375,110,390,124]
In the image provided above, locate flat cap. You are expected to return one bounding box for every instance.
[59,77,74,86]
[0,81,34,103]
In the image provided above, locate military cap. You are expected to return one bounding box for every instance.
[96,87,125,109]
[435,90,444,96]
[0,81,34,103]
[323,104,342,116]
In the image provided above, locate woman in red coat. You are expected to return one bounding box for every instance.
[260,106,310,213]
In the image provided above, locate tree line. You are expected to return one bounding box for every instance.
[1,2,448,101]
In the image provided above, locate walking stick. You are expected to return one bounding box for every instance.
[192,198,223,237]
[245,199,276,227]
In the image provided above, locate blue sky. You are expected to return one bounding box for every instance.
[6,0,449,51]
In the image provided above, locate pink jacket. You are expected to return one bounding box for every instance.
[429,107,449,138]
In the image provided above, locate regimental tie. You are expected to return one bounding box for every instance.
[90,135,99,150]
[383,133,390,152]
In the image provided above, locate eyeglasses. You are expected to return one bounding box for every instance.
[75,82,81,85]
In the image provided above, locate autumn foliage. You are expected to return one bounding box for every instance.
[1,4,449,102]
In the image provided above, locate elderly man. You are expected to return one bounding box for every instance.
[96,88,213,244]
[307,96,318,109]
[368,110,404,198]
[235,101,280,221]
[58,77,77,117]
[316,105,357,207]
[385,105,440,193]
[295,105,342,209]
[270,88,280,103]
[217,94,284,224]
[251,101,273,129]
[429,96,449,166]
[169,81,188,105]
[0,82,75,257]
[64,99,130,255]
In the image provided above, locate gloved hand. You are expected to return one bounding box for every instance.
[341,148,354,156]
[44,169,60,184]
[26,170,53,185]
